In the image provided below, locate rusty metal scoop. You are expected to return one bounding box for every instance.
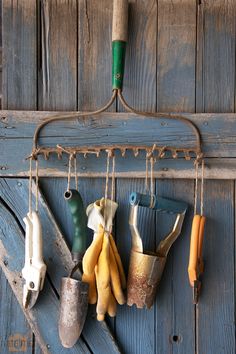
[127,192,188,309]
[58,189,89,348]
[59,264,88,348]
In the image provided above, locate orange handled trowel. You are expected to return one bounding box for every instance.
[188,214,206,304]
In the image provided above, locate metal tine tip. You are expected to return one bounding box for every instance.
[184,151,191,161]
[133,148,139,157]
[172,150,178,159]
[158,148,166,159]
[120,148,126,157]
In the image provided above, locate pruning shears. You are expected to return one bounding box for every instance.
[22,211,47,309]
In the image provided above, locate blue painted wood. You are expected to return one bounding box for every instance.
[38,0,78,111]
[197,181,235,353]
[196,1,236,353]
[155,2,197,353]
[0,268,32,353]
[78,0,115,111]
[2,0,37,350]
[1,111,236,178]
[2,0,37,109]
[154,180,195,353]
[196,0,236,113]
[1,0,236,353]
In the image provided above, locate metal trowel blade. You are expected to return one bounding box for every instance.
[59,277,89,348]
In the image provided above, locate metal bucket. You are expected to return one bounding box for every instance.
[127,250,167,308]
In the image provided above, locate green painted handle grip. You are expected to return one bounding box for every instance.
[64,189,87,262]
[112,40,126,90]
[112,0,128,90]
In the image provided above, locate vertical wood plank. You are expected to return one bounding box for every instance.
[196,2,236,353]
[38,0,78,110]
[156,1,197,353]
[0,270,32,353]
[197,181,235,354]
[155,180,194,354]
[78,0,114,110]
[196,0,236,113]
[157,0,196,112]
[115,1,157,352]
[1,1,37,351]
[120,0,157,111]
[2,0,37,109]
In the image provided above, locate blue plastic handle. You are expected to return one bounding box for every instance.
[129,192,188,214]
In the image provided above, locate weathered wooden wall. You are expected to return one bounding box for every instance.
[1,1,236,353]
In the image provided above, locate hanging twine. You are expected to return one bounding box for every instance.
[111,155,116,202]
[74,153,78,191]
[67,154,73,192]
[28,157,33,215]
[104,151,110,201]
[200,159,205,216]
[145,152,150,194]
[194,160,199,215]
[150,156,154,196]
[35,158,39,212]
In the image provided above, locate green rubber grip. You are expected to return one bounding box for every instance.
[112,40,126,90]
[64,189,87,262]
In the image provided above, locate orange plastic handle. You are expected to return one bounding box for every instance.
[188,215,201,286]
[198,216,206,274]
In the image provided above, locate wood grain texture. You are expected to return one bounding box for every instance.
[196,0,236,112]
[1,1,37,350]
[78,0,115,110]
[38,0,78,110]
[157,0,196,112]
[0,178,121,354]
[0,268,32,353]
[195,1,236,353]
[112,0,128,42]
[197,181,235,354]
[120,0,157,111]
[2,0,37,109]
[2,111,236,178]
[155,180,194,354]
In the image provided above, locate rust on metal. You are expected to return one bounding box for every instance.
[59,277,89,348]
[127,250,167,309]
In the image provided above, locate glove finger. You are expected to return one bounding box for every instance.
[82,225,104,275]
[109,234,126,289]
[110,244,125,305]
[107,292,117,317]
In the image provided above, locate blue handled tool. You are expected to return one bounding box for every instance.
[127,191,188,309]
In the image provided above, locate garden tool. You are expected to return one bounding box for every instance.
[82,153,126,321]
[127,192,188,309]
[59,155,89,348]
[188,160,206,304]
[22,158,47,309]
[22,211,47,309]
